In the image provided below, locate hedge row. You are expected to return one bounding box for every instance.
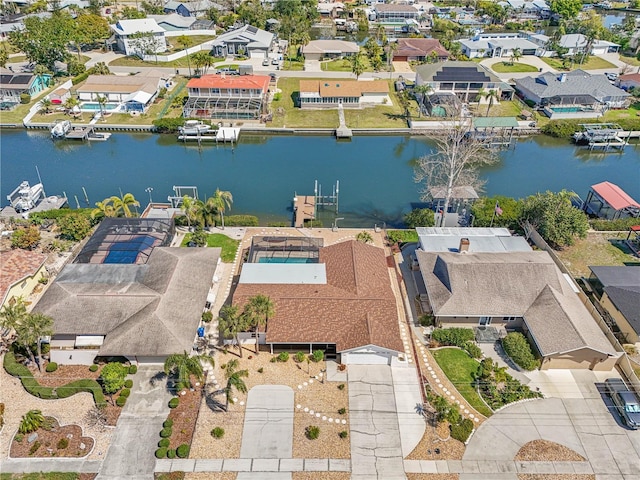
[387,230,419,244]
[431,328,475,348]
[542,118,640,139]
[4,352,106,406]
[589,218,640,231]
[223,215,259,227]
[501,332,540,371]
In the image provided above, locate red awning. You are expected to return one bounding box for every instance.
[591,181,640,211]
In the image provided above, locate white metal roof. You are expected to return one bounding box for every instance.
[239,263,327,284]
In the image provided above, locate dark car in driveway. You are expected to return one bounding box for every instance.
[604,378,640,429]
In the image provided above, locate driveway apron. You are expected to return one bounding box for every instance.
[96,366,173,480]
[348,365,406,480]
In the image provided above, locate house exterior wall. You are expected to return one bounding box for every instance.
[50,348,99,365]
[600,292,639,344]
[541,347,618,371]
[436,316,524,328]
[360,92,390,104]
[2,264,46,308]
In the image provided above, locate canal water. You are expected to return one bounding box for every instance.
[1,130,638,227]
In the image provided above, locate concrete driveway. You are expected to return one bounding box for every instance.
[348,365,406,480]
[463,370,640,478]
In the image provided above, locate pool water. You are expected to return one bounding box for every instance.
[550,106,593,113]
[81,102,120,111]
[258,257,315,264]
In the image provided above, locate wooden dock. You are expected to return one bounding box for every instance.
[293,195,316,228]
[65,126,94,140]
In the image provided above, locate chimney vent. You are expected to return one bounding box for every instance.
[459,238,470,253]
[558,73,567,83]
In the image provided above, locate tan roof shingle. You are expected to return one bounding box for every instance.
[0,249,47,304]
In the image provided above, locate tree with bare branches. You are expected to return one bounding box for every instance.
[414,120,498,226]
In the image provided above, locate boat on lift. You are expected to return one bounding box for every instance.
[179,120,212,135]
[50,119,71,139]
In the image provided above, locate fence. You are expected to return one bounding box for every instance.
[142,34,215,63]
[523,221,640,393]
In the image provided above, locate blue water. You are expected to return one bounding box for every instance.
[258,257,315,264]
[81,103,120,111]
[103,235,157,263]
[1,130,639,227]
[550,106,593,113]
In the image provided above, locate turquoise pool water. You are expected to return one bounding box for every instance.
[550,106,593,113]
[258,257,314,264]
[81,102,120,111]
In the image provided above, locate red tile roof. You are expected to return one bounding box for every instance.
[619,73,640,83]
[592,181,640,211]
[233,240,404,353]
[187,75,271,91]
[396,38,450,59]
[0,249,47,304]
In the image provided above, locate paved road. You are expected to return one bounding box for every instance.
[96,366,173,480]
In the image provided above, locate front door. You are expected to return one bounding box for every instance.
[479,317,491,326]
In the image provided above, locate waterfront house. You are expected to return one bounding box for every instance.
[559,33,620,55]
[459,32,543,59]
[588,266,640,344]
[183,74,271,119]
[317,1,344,18]
[163,0,217,16]
[163,0,191,16]
[111,18,167,57]
[209,24,274,58]
[301,40,359,61]
[0,72,50,107]
[75,71,166,113]
[617,73,640,91]
[373,3,420,22]
[0,250,47,309]
[393,38,449,62]
[148,13,197,30]
[33,218,220,365]
[415,61,514,103]
[232,237,404,364]
[514,70,629,118]
[416,238,620,370]
[583,181,640,220]
[298,79,390,109]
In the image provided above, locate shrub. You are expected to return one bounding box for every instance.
[338,408,346,415]
[45,362,58,373]
[223,215,259,227]
[55,379,106,406]
[337,384,345,390]
[160,427,172,438]
[19,410,44,434]
[120,388,131,398]
[267,222,289,227]
[14,433,24,443]
[339,430,348,439]
[419,314,434,327]
[163,419,173,428]
[589,218,640,231]
[305,425,320,440]
[201,311,213,323]
[311,350,324,363]
[20,93,31,104]
[128,365,137,374]
[155,447,167,459]
[116,396,127,407]
[386,230,419,244]
[167,449,176,459]
[158,438,170,448]
[176,444,190,458]
[152,117,186,133]
[211,427,225,438]
[89,364,99,372]
[169,397,180,408]
[431,328,475,347]
[100,362,128,397]
[463,341,483,359]
[124,379,133,388]
[277,352,289,362]
[294,351,306,363]
[57,438,69,449]
[71,71,90,86]
[257,367,264,373]
[304,219,323,228]
[29,441,41,455]
[502,332,539,371]
[450,418,474,443]
[41,417,55,431]
[270,357,277,363]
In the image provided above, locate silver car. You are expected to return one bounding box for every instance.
[605,378,640,429]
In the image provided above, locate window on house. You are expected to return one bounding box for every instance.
[503,316,518,322]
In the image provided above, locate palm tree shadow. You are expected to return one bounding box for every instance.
[204,387,227,412]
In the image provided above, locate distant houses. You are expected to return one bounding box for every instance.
[301,40,359,61]
[209,24,274,58]
[0,71,51,106]
[298,79,390,109]
[393,38,450,62]
[372,3,420,23]
[111,18,167,57]
[182,74,271,120]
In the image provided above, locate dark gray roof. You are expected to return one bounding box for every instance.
[590,266,640,334]
[514,70,629,101]
[589,266,640,288]
[34,247,220,357]
[415,61,503,85]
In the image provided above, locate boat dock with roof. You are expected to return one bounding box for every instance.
[572,123,633,150]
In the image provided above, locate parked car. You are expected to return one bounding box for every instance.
[605,72,618,82]
[271,58,279,65]
[262,58,270,66]
[604,378,640,429]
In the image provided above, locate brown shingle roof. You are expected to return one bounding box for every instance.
[0,249,47,304]
[396,38,450,59]
[299,80,389,98]
[233,240,403,353]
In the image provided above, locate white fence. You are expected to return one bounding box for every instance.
[142,31,216,63]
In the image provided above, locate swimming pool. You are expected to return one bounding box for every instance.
[550,106,593,113]
[81,102,121,112]
[257,257,315,264]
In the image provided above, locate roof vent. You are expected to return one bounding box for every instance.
[459,238,470,253]
[558,73,567,83]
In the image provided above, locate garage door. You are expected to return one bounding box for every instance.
[250,50,266,59]
[343,352,390,365]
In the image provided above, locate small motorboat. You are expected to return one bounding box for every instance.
[179,120,212,135]
[50,120,71,139]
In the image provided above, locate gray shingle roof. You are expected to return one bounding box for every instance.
[589,266,640,334]
[514,70,629,101]
[211,24,274,49]
[34,247,220,357]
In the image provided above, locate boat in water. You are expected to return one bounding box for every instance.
[6,181,45,212]
[50,119,71,139]
[179,120,212,135]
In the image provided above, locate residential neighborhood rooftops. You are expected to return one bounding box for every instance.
[148,13,197,29]
[76,73,164,98]
[211,24,273,49]
[591,181,640,211]
[301,39,359,55]
[186,74,271,91]
[111,18,165,35]
[415,61,504,85]
[0,73,36,90]
[299,79,389,98]
[589,266,640,335]
[395,38,449,58]
[0,249,47,305]
[559,33,619,49]
[515,70,629,100]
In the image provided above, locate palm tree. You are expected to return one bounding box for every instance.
[92,198,116,219]
[244,294,274,354]
[177,35,193,77]
[413,84,433,118]
[21,312,53,371]
[478,88,499,117]
[96,94,108,119]
[181,195,202,229]
[91,62,111,75]
[110,193,140,218]
[38,98,53,115]
[510,47,522,65]
[207,188,233,228]
[223,359,248,410]
[218,305,248,358]
[192,51,213,76]
[164,350,214,390]
[64,96,80,113]
[350,52,366,79]
[387,41,398,75]
[355,231,373,243]
[0,297,28,334]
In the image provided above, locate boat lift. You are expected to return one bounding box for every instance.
[168,186,198,207]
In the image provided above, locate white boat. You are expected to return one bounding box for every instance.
[50,120,71,139]
[6,181,45,212]
[179,120,212,135]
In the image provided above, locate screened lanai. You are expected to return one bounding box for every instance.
[182,96,264,120]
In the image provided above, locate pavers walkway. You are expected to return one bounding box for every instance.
[96,366,173,480]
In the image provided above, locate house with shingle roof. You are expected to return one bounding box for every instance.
[301,40,359,61]
[417,248,620,370]
[393,38,450,62]
[111,18,167,57]
[298,79,390,109]
[589,266,640,344]
[232,238,404,365]
[210,24,274,58]
[0,249,47,309]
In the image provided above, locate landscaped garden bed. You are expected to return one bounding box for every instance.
[156,385,202,459]
[10,415,94,458]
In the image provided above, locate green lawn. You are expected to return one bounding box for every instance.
[540,56,617,71]
[180,233,239,262]
[321,57,385,73]
[432,347,493,417]
[620,55,640,67]
[601,101,640,123]
[165,35,216,53]
[344,83,418,128]
[469,100,523,118]
[109,54,223,69]
[490,62,539,73]
[269,78,340,128]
